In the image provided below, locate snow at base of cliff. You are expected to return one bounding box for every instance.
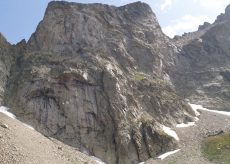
[0,106,16,119]
[189,103,230,116]
[157,149,181,160]
[162,126,179,141]
[176,122,195,128]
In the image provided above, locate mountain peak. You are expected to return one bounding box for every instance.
[28,0,159,53]
[215,4,230,23]
[120,1,151,10]
[225,4,230,15]
[119,1,154,18]
[0,33,11,47]
[0,33,7,43]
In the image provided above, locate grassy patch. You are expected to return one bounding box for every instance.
[168,161,177,164]
[201,133,230,164]
[133,73,147,81]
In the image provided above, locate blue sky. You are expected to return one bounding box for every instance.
[0,0,230,44]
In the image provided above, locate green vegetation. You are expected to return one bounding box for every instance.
[133,72,147,81]
[168,161,177,164]
[201,133,230,164]
[132,72,168,88]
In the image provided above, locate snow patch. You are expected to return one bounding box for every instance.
[0,106,16,119]
[190,103,230,116]
[176,122,195,128]
[162,126,179,141]
[188,103,201,116]
[176,103,200,128]
[22,123,35,130]
[194,117,199,121]
[90,156,106,164]
[198,38,203,43]
[83,72,88,80]
[157,149,181,160]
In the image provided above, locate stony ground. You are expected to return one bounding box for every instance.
[0,113,100,164]
[146,109,230,164]
[1,107,230,164]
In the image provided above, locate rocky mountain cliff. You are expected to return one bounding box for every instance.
[0,34,15,105]
[171,4,230,111]
[2,1,230,164]
[0,1,195,164]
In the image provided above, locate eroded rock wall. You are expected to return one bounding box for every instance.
[171,5,230,111]
[1,2,195,164]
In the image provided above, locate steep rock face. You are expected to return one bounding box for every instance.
[171,5,230,111]
[3,1,194,164]
[0,34,15,105]
[215,4,230,23]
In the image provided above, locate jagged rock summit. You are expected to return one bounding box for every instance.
[171,4,230,111]
[215,4,230,23]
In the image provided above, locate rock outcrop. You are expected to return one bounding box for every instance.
[6,0,230,163]
[9,0,230,163]
[0,34,15,105]
[198,22,211,31]
[171,4,230,111]
[1,1,195,164]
